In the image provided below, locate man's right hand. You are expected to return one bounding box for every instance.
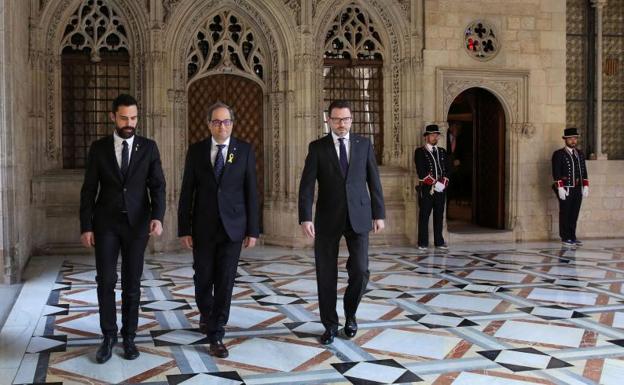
[557,187,567,201]
[180,236,193,249]
[300,221,315,239]
[80,231,95,248]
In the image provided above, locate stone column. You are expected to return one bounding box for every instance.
[591,0,607,160]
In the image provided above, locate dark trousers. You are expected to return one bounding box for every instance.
[418,186,446,247]
[193,219,243,342]
[94,213,148,338]
[558,186,583,241]
[314,218,369,331]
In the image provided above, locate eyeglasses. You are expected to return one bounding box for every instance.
[328,117,352,124]
[209,119,234,127]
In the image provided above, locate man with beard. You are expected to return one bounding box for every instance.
[178,102,259,358]
[414,124,450,251]
[552,127,589,247]
[80,94,166,363]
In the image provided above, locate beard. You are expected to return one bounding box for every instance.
[115,125,135,139]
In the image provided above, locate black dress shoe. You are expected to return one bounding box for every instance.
[95,335,117,363]
[123,338,140,360]
[208,340,229,358]
[320,329,337,345]
[343,317,358,338]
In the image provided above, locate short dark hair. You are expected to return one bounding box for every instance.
[328,99,352,116]
[111,94,138,113]
[206,101,235,122]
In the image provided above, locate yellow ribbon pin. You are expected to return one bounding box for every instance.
[227,153,235,163]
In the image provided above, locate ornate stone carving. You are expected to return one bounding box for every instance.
[186,9,266,82]
[512,122,536,139]
[60,0,130,62]
[284,0,301,23]
[324,5,384,60]
[163,0,181,23]
[464,20,500,62]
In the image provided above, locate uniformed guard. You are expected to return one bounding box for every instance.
[552,127,589,247]
[414,124,450,250]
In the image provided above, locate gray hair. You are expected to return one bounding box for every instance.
[206,101,235,122]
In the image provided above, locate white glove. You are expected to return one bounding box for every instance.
[582,186,589,197]
[557,187,567,200]
[434,181,446,193]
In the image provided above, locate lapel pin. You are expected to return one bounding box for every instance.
[227,153,235,163]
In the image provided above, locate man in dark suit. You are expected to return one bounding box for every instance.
[178,102,259,358]
[415,124,450,251]
[552,127,589,247]
[80,94,166,363]
[299,99,385,345]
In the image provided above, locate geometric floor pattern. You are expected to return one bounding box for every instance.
[5,241,624,384]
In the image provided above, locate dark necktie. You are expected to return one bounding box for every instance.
[121,140,129,177]
[338,137,348,177]
[214,144,226,181]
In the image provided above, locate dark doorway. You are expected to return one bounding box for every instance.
[446,87,506,229]
[187,74,264,230]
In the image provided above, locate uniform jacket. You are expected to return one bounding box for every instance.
[552,147,589,188]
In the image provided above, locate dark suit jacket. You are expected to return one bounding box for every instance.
[80,135,166,235]
[552,147,588,188]
[178,136,260,241]
[298,134,385,236]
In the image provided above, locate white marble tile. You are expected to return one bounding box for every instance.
[63,288,121,304]
[368,261,396,271]
[376,274,440,288]
[173,286,196,297]
[56,312,151,335]
[494,321,584,347]
[530,306,574,319]
[417,313,463,327]
[613,312,624,329]
[289,322,325,336]
[495,350,551,369]
[143,300,187,311]
[163,267,195,279]
[311,300,397,321]
[419,256,474,266]
[279,279,345,294]
[257,295,300,305]
[154,329,206,345]
[363,329,461,359]
[42,304,67,316]
[426,294,502,313]
[12,353,38,385]
[465,270,527,283]
[566,250,614,260]
[141,279,172,287]
[343,361,406,383]
[227,338,324,372]
[178,373,243,385]
[452,372,541,385]
[255,263,311,276]
[527,288,597,306]
[228,306,281,328]
[65,270,98,282]
[547,266,606,279]
[25,336,64,353]
[51,350,171,383]
[492,254,545,264]
[600,358,624,385]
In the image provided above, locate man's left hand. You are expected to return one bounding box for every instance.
[373,219,385,234]
[149,220,163,236]
[244,236,257,248]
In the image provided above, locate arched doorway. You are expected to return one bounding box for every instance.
[446,87,506,229]
[187,74,265,228]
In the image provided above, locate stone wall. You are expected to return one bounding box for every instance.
[0,0,33,283]
[420,0,569,241]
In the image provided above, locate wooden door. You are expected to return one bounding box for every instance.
[474,89,505,229]
[188,75,264,229]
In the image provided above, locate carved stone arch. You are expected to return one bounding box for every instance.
[37,0,149,167]
[313,0,409,164]
[435,67,532,230]
[166,0,293,198]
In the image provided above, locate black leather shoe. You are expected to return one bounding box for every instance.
[95,335,117,363]
[343,317,358,338]
[209,340,229,358]
[123,338,140,360]
[320,329,336,345]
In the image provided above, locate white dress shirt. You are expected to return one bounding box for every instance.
[210,137,231,166]
[331,131,350,161]
[113,131,134,168]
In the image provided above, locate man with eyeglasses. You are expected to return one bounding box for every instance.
[299,99,386,345]
[178,101,259,358]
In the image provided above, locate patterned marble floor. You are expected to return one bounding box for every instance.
[3,240,624,385]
